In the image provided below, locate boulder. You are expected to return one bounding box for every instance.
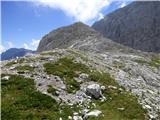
[86,84,102,99]
[83,110,102,119]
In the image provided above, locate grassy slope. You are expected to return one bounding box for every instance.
[2,55,146,120]
[1,74,80,120]
[43,57,146,120]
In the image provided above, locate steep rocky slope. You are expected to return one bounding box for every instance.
[1,49,160,119]
[37,22,135,53]
[92,1,160,53]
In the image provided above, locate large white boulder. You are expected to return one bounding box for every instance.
[86,84,102,99]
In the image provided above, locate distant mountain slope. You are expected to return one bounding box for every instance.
[37,22,134,53]
[92,1,160,53]
[1,48,35,61]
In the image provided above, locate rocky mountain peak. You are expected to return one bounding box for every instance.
[37,22,136,53]
[37,22,101,52]
[92,1,160,53]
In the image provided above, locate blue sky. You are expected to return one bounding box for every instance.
[1,0,132,53]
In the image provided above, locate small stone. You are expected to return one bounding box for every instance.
[79,73,89,80]
[144,105,152,109]
[117,108,125,111]
[84,110,102,119]
[73,116,83,120]
[108,85,117,89]
[68,116,72,120]
[2,76,10,80]
[73,112,79,116]
[101,86,106,90]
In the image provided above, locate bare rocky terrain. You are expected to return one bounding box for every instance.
[92,1,160,53]
[1,49,160,119]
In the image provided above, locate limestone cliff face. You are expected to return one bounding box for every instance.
[92,1,160,53]
[37,22,132,53]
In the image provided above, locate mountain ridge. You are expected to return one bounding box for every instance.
[37,22,137,54]
[1,48,35,61]
[92,1,160,53]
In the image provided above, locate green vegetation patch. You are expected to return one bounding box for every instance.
[5,58,26,67]
[44,57,90,93]
[135,56,160,68]
[5,61,17,67]
[1,74,83,120]
[47,85,58,96]
[16,65,34,73]
[1,74,60,120]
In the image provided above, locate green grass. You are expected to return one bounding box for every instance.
[1,74,82,120]
[1,74,59,120]
[47,85,58,96]
[5,58,26,67]
[44,57,146,119]
[44,57,90,93]
[5,61,17,67]
[91,89,146,120]
[16,65,34,73]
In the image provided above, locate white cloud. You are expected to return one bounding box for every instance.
[119,2,127,8]
[0,44,6,54]
[31,39,40,47]
[98,13,104,20]
[23,39,40,50]
[23,43,30,49]
[7,41,14,48]
[34,0,110,23]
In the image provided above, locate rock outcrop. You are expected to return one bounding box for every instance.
[92,1,160,53]
[37,22,134,53]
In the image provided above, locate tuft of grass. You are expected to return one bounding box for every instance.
[65,77,80,93]
[149,56,160,68]
[47,85,58,96]
[89,71,119,87]
[16,65,34,73]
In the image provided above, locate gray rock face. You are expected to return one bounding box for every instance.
[92,1,160,53]
[37,22,134,53]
